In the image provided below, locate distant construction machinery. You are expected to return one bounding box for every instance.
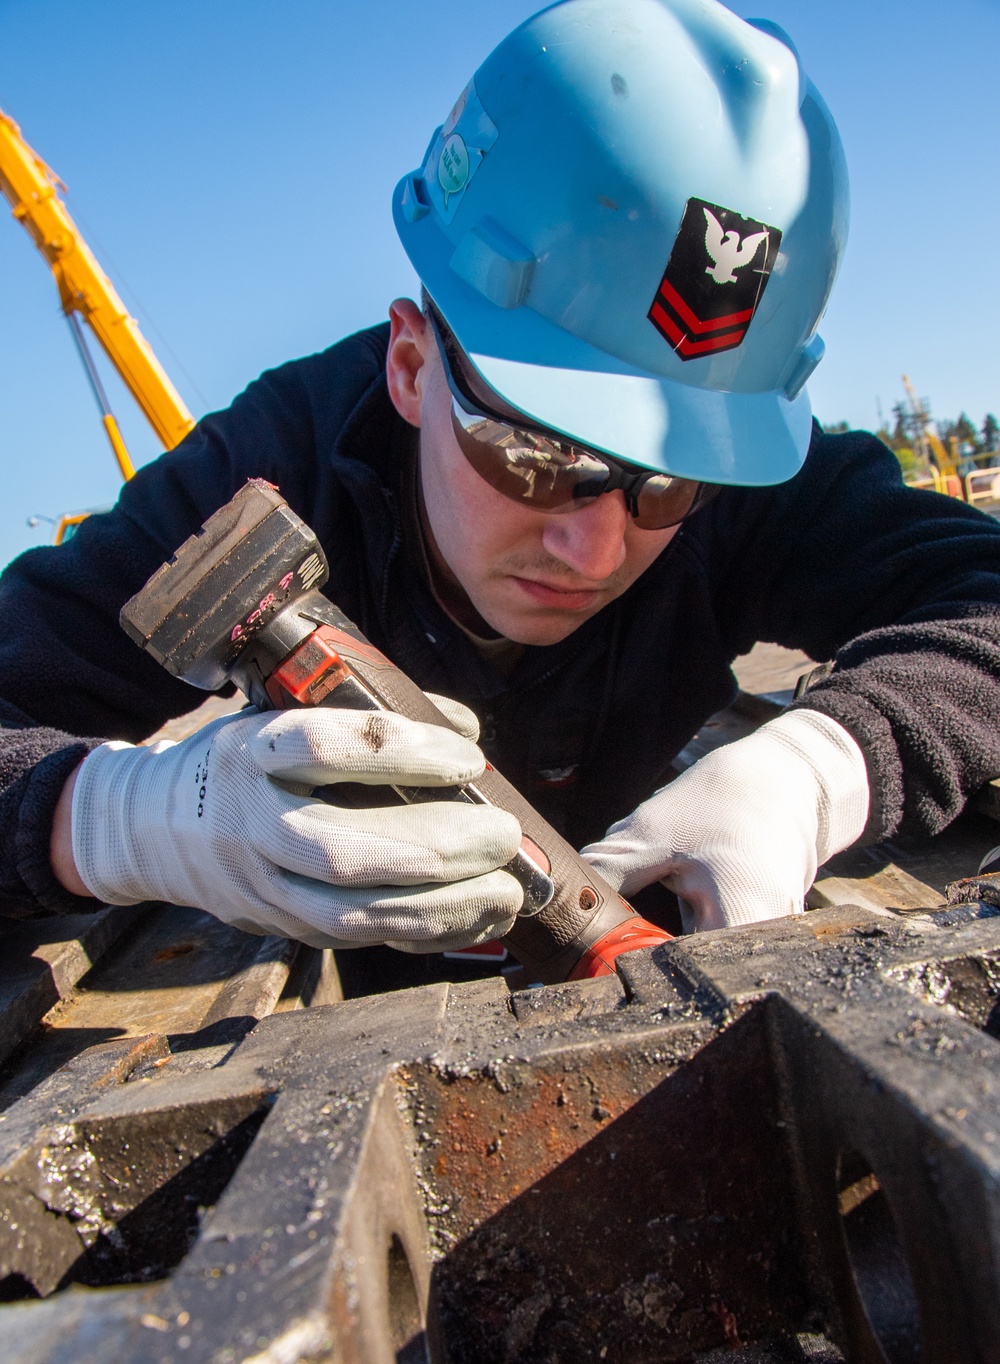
[899,374,1000,509]
[0,106,194,540]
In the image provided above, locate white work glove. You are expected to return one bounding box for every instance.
[581,710,869,932]
[71,697,523,953]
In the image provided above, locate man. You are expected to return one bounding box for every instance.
[3,0,1000,994]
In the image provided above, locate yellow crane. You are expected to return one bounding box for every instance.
[0,105,195,533]
[902,374,959,480]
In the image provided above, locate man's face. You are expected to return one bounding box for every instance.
[386,299,679,647]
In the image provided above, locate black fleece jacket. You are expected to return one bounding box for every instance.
[3,323,1000,919]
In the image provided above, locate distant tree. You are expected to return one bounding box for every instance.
[938,418,958,448]
[822,420,850,434]
[955,412,980,453]
[938,414,981,474]
[890,405,907,449]
[893,446,920,478]
[983,413,999,453]
[886,403,931,479]
[890,402,918,452]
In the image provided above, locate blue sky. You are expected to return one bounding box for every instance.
[0,0,996,568]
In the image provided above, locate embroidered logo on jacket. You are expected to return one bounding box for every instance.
[648,198,782,360]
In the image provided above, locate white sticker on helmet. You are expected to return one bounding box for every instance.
[423,80,499,225]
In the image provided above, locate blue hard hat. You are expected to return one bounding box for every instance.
[393,0,848,486]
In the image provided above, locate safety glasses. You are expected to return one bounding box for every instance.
[427,305,719,530]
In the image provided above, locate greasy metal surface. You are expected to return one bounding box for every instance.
[810,812,1000,917]
[407,999,806,1361]
[0,907,140,1071]
[948,868,1000,911]
[0,687,996,1359]
[0,900,995,1361]
[0,904,341,1116]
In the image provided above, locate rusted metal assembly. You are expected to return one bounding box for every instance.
[0,891,997,1361]
[0,692,998,1361]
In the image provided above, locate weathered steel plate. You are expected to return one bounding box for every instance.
[0,689,996,1360]
[0,896,995,1360]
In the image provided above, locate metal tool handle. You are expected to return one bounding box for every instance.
[268,605,640,984]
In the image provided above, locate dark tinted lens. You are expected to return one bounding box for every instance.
[451,404,610,510]
[633,475,718,529]
[450,388,718,530]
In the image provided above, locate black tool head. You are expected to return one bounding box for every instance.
[121,480,329,692]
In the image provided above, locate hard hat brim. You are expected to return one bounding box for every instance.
[395,184,813,488]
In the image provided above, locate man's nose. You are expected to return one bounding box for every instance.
[540,490,629,581]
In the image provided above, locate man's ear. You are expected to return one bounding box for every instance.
[386,297,432,427]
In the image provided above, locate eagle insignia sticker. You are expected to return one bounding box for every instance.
[648,198,782,360]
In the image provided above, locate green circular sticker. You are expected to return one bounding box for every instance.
[438,134,470,196]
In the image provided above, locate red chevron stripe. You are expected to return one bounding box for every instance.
[677,327,747,357]
[648,298,685,347]
[657,276,755,334]
[649,299,747,356]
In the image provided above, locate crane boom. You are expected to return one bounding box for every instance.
[0,107,195,460]
[902,373,957,477]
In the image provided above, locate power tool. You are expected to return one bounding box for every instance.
[120,480,671,983]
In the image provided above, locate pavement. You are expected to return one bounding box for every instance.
[731,641,815,697]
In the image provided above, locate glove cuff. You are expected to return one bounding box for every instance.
[761,709,869,863]
[72,740,185,906]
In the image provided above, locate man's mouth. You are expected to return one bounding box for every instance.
[510,576,604,610]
